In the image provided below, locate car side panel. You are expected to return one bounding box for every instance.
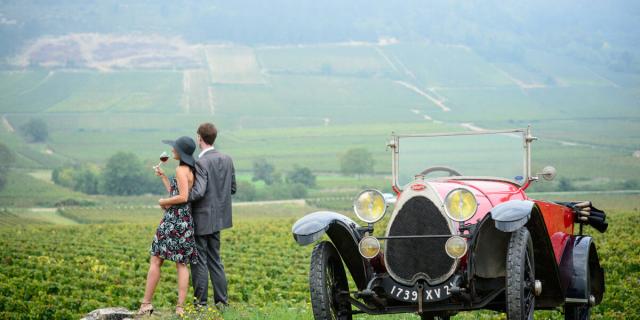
[533,200,574,264]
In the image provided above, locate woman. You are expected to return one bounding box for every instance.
[137,136,198,316]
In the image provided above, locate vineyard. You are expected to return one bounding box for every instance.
[0,205,313,319]
[0,201,639,319]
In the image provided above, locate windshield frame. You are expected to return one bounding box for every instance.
[388,127,535,190]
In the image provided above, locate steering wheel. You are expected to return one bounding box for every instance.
[420,166,462,177]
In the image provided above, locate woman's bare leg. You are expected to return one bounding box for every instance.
[142,255,164,303]
[176,262,189,307]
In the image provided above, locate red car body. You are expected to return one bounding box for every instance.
[427,179,575,265]
[293,128,607,320]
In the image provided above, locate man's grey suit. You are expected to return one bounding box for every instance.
[188,148,236,306]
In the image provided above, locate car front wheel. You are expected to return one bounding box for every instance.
[420,312,450,320]
[506,227,535,320]
[309,241,352,320]
[564,302,591,320]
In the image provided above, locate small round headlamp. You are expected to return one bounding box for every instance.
[353,189,387,223]
[444,188,478,222]
[358,236,381,259]
[445,236,468,259]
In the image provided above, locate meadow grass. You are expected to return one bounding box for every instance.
[256,45,395,76]
[0,170,90,207]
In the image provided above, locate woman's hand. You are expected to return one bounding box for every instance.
[156,167,190,208]
[154,166,165,177]
[159,198,170,210]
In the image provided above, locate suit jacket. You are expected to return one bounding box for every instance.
[188,149,236,235]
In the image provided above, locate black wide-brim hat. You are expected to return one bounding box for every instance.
[162,136,196,167]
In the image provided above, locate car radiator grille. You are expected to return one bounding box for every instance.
[385,196,454,284]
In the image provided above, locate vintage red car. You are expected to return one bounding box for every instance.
[292,127,607,320]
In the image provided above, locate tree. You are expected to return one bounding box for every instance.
[74,164,100,195]
[52,163,101,195]
[51,166,75,189]
[101,152,147,195]
[557,177,575,192]
[340,148,374,176]
[20,118,48,142]
[233,181,257,202]
[286,166,316,187]
[252,158,278,185]
[0,143,15,191]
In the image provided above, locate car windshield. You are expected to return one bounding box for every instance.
[395,129,528,187]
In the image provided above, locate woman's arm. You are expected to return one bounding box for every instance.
[159,166,190,207]
[155,166,171,193]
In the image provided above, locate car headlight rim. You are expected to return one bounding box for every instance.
[353,189,387,224]
[358,236,381,259]
[443,188,478,222]
[445,235,468,259]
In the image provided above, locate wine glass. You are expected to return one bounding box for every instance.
[153,151,169,170]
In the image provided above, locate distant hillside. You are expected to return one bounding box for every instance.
[1,1,639,75]
[0,1,638,187]
[0,41,638,189]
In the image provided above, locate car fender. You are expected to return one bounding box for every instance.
[474,203,565,307]
[560,236,605,305]
[292,211,370,290]
[490,200,535,232]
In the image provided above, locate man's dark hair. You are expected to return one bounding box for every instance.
[197,123,218,145]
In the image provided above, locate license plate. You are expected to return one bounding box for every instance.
[386,280,456,302]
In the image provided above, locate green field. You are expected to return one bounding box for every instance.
[0,195,639,319]
[0,42,639,319]
[1,2,639,319]
[1,44,638,194]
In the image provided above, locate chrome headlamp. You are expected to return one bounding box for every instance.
[443,188,478,222]
[445,235,468,258]
[358,236,381,259]
[353,189,387,223]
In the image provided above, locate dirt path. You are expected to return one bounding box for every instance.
[234,199,306,206]
[394,81,451,112]
[491,64,547,90]
[208,87,215,115]
[18,71,54,96]
[181,70,191,114]
[585,67,620,88]
[374,47,399,72]
[23,208,79,225]
[2,114,14,132]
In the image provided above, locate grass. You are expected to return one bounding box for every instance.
[0,44,637,187]
[16,208,78,225]
[380,43,514,87]
[0,70,182,114]
[0,170,89,207]
[2,202,636,319]
[0,43,638,205]
[256,45,395,76]
[205,46,264,84]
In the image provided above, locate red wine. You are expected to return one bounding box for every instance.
[160,156,169,162]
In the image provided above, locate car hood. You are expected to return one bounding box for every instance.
[411,178,528,224]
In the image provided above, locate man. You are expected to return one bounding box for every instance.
[188,122,236,308]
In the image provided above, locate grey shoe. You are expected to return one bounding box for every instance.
[214,302,229,312]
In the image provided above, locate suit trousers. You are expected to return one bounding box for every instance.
[191,232,228,305]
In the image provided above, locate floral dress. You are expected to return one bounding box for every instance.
[150,177,198,264]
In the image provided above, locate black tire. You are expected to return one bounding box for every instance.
[564,260,591,320]
[309,241,352,320]
[420,313,450,320]
[506,227,536,320]
[564,303,590,320]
